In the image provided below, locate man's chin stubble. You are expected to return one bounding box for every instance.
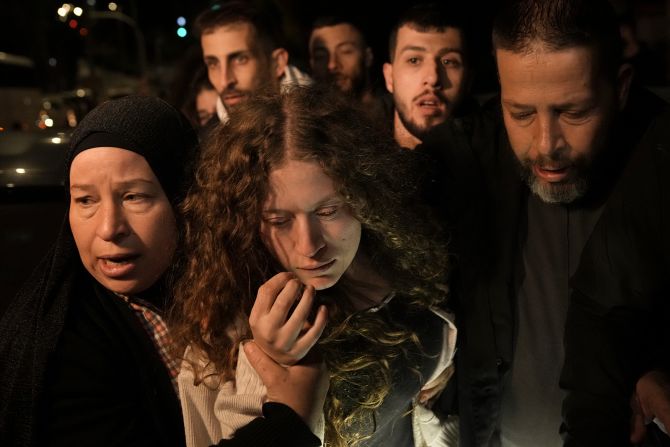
[525,171,589,204]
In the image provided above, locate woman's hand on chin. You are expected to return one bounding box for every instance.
[249,272,328,366]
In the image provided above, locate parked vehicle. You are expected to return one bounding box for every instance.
[0,129,70,197]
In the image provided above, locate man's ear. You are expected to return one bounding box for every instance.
[365,47,373,69]
[383,62,394,94]
[272,48,289,79]
[616,63,634,111]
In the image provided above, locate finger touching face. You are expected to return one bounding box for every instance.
[69,147,178,295]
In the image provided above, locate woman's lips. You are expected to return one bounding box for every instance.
[298,259,336,274]
[97,255,140,278]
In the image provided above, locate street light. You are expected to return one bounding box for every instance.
[55,4,147,75]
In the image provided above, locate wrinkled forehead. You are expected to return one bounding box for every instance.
[495,39,614,80]
[496,45,602,95]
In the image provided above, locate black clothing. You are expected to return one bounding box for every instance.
[420,87,670,446]
[0,96,197,446]
[0,228,187,447]
[214,403,321,447]
[561,96,670,446]
[39,275,185,447]
[500,194,602,447]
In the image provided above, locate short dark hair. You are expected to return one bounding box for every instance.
[311,16,368,47]
[388,2,469,62]
[194,1,284,54]
[492,0,622,78]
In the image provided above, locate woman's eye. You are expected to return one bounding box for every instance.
[124,193,150,203]
[316,207,338,218]
[74,196,94,206]
[266,217,289,227]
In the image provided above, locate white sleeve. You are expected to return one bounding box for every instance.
[178,344,266,447]
[412,308,459,446]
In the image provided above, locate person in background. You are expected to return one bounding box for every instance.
[308,16,385,120]
[181,66,219,129]
[383,2,474,149]
[194,1,311,125]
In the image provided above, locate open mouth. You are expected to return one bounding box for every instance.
[416,96,446,115]
[418,99,441,107]
[98,254,140,277]
[533,165,571,182]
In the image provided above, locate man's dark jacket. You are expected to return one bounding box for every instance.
[419,87,670,447]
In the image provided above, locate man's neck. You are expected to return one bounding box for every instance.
[393,112,421,149]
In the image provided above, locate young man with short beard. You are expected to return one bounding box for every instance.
[308,17,386,122]
[195,1,310,125]
[425,0,670,445]
[383,3,473,149]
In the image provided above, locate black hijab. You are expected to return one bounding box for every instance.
[0,95,198,446]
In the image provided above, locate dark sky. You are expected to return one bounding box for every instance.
[2,0,497,93]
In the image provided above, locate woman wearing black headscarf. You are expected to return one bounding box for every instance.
[0,95,326,447]
[0,96,197,447]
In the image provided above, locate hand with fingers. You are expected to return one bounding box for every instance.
[630,369,670,444]
[243,341,329,433]
[249,272,329,366]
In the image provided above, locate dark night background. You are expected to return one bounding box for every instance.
[1,0,670,312]
[1,0,503,97]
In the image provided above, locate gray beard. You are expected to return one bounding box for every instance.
[523,168,589,204]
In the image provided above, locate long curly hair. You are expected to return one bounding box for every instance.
[170,85,449,446]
